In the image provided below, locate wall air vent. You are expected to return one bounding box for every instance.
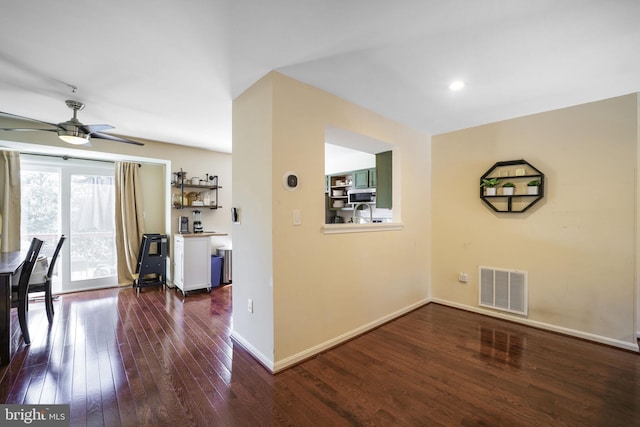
[479,266,528,316]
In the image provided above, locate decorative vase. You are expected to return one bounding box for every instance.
[485,187,497,196]
[502,187,514,196]
[527,186,539,195]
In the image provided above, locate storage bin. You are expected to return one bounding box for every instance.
[211,255,223,288]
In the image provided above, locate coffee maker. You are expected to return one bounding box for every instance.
[192,210,203,233]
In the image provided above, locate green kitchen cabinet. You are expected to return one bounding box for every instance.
[354,168,376,188]
[376,151,392,208]
[368,168,376,188]
[353,169,370,189]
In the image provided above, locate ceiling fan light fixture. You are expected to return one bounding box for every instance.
[58,129,89,145]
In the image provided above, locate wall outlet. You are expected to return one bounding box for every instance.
[293,209,301,226]
[458,273,469,283]
[247,298,253,313]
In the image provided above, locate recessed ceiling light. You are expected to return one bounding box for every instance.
[449,80,465,91]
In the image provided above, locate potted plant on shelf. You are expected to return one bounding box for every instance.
[481,178,500,196]
[501,182,515,196]
[527,179,541,195]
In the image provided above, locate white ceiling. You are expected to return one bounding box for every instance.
[1,0,639,154]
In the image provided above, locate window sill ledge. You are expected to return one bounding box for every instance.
[321,223,404,235]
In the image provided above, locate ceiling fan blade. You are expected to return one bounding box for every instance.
[0,127,57,132]
[90,132,144,146]
[84,124,114,133]
[0,111,59,130]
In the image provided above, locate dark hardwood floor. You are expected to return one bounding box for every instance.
[1,285,639,426]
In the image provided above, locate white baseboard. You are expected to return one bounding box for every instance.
[431,298,640,353]
[230,331,275,372]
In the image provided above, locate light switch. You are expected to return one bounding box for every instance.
[293,209,301,225]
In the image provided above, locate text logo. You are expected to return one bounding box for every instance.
[1,405,69,426]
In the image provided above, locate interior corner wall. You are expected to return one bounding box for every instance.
[432,94,638,347]
[231,74,275,367]
[231,71,431,371]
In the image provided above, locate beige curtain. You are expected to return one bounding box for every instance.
[0,149,21,252]
[115,162,145,285]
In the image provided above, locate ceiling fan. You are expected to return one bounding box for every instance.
[0,100,144,146]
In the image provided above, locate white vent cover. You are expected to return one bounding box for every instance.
[479,266,528,316]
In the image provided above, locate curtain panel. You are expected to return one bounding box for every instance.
[0,149,20,252]
[115,162,145,285]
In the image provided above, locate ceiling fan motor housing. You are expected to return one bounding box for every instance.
[65,99,85,112]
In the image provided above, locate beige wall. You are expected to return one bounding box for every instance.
[233,72,431,370]
[138,163,165,233]
[432,94,638,347]
[154,144,232,251]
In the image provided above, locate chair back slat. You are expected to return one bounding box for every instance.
[46,235,66,279]
[12,238,44,344]
[17,238,44,297]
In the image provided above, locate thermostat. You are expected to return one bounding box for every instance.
[283,171,299,191]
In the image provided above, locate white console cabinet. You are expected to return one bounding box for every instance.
[173,234,211,295]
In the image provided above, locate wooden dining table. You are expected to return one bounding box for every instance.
[0,250,23,365]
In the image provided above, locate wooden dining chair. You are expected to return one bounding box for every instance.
[28,235,65,323]
[11,237,43,345]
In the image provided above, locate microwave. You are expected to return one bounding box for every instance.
[348,189,376,204]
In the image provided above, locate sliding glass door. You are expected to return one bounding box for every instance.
[21,155,117,293]
[68,171,116,288]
